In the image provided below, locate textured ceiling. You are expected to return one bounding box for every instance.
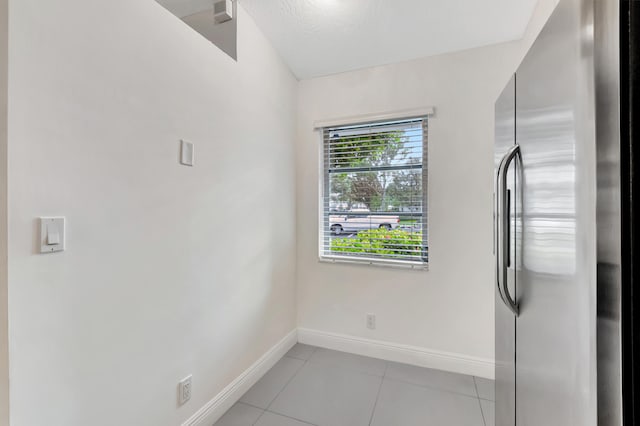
[240,0,539,79]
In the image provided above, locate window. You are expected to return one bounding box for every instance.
[320,117,429,268]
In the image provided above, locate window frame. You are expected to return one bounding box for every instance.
[317,115,430,270]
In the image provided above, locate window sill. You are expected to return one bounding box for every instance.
[319,255,429,271]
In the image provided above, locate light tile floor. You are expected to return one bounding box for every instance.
[214,344,495,426]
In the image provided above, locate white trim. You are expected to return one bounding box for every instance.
[183,326,493,425]
[319,255,428,271]
[181,329,298,426]
[313,106,435,129]
[297,328,494,379]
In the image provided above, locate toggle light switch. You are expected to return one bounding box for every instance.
[180,140,194,167]
[40,217,65,253]
[46,225,60,245]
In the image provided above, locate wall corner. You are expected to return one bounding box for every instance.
[0,0,8,423]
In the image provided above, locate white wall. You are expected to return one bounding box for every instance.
[3,0,563,422]
[0,0,8,422]
[6,1,297,425]
[295,0,559,373]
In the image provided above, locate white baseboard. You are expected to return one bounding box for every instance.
[297,328,494,379]
[183,327,492,426]
[182,329,298,426]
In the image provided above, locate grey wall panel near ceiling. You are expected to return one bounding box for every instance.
[156,0,237,60]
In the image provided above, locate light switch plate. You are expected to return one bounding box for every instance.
[40,217,65,253]
[180,140,194,166]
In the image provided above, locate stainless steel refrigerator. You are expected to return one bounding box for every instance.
[494,0,639,424]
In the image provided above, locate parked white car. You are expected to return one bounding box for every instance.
[329,209,400,235]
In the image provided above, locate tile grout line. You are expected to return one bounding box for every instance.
[263,346,321,425]
[366,362,389,426]
[239,401,267,411]
[478,399,487,426]
[245,400,318,426]
[216,401,265,426]
[238,401,266,426]
[264,352,310,410]
[474,377,496,402]
[263,410,319,426]
[247,346,317,426]
[473,377,487,426]
[285,354,310,362]
[307,346,482,399]
[472,376,480,398]
[242,346,492,426]
[383,375,481,400]
[259,346,317,420]
[251,410,266,426]
[302,349,388,378]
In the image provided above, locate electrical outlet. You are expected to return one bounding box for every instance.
[178,375,192,405]
[367,313,376,330]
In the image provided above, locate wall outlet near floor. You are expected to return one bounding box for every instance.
[366,313,376,330]
[178,375,192,405]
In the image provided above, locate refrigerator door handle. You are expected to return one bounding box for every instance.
[495,144,520,316]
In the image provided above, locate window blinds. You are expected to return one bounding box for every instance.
[320,118,429,267]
